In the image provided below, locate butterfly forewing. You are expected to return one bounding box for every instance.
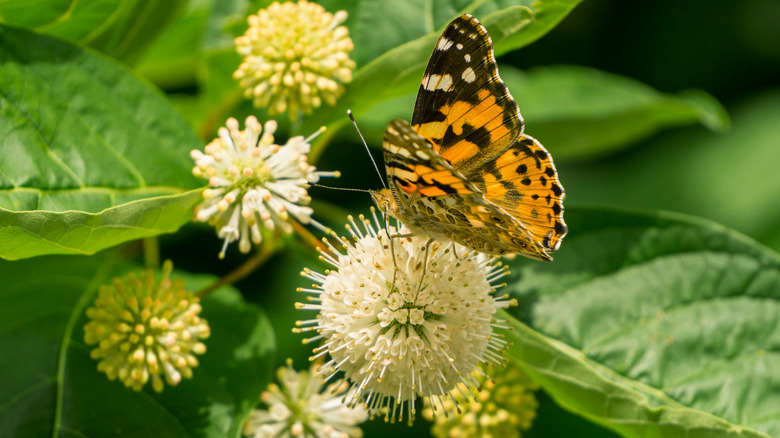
[411,15,524,176]
[383,119,478,202]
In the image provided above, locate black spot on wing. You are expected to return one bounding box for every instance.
[516,164,528,174]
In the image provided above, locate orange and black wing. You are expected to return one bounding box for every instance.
[411,14,567,254]
[411,14,524,176]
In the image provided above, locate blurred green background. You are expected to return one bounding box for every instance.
[515,0,780,250]
[158,0,780,436]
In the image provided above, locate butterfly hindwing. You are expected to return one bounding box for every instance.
[411,15,524,176]
[419,198,552,259]
[469,134,567,252]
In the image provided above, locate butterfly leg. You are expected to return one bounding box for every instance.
[388,230,414,294]
[413,238,436,303]
[450,242,462,261]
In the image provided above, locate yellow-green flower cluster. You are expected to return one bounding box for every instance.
[83,261,210,393]
[234,0,356,118]
[423,364,540,438]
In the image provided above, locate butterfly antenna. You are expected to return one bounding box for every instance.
[348,110,386,189]
[307,181,371,193]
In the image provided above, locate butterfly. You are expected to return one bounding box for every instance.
[371,14,567,261]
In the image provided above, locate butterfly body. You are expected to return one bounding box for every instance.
[374,15,567,260]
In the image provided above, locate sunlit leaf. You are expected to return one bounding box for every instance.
[0,0,185,62]
[0,25,203,259]
[504,206,780,438]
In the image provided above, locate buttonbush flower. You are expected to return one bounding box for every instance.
[83,260,210,393]
[243,359,368,438]
[191,116,337,258]
[423,364,540,438]
[234,0,356,118]
[295,212,515,423]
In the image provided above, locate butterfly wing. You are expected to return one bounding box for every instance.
[383,119,480,202]
[473,134,567,252]
[411,14,567,255]
[411,14,524,176]
[382,119,552,259]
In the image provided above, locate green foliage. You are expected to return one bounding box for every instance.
[0,0,186,63]
[504,207,780,438]
[0,256,274,438]
[1,0,779,437]
[0,190,201,259]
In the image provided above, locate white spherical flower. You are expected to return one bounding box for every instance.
[295,212,515,423]
[191,116,338,258]
[234,0,356,118]
[243,360,368,438]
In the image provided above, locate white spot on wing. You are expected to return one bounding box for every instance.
[387,144,412,157]
[423,74,454,91]
[415,150,431,160]
[464,54,471,63]
[392,168,417,181]
[461,67,476,83]
[456,43,463,50]
[437,37,454,51]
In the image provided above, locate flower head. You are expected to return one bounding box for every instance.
[423,364,540,438]
[191,116,337,258]
[295,212,515,423]
[243,359,368,438]
[234,0,356,118]
[83,260,210,393]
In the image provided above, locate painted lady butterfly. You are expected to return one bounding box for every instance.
[371,14,567,260]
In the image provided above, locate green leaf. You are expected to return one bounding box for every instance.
[0,24,202,197]
[0,190,201,260]
[299,0,584,148]
[325,0,580,68]
[0,25,205,258]
[0,0,185,63]
[503,206,780,438]
[503,65,730,160]
[0,256,275,438]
